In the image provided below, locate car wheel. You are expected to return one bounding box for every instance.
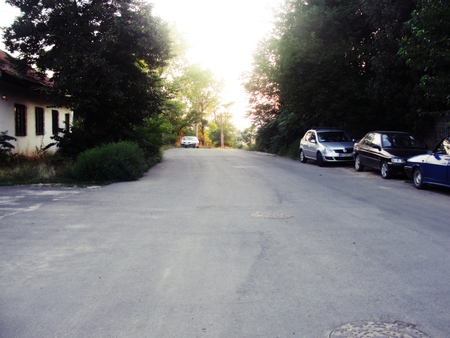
[316,152,325,167]
[299,149,307,163]
[413,167,426,189]
[380,160,391,179]
[355,154,364,172]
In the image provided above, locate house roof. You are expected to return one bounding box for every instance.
[0,49,52,89]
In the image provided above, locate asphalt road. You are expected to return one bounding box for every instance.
[1,148,449,338]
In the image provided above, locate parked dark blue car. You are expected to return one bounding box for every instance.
[404,136,450,189]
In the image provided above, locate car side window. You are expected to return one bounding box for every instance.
[436,138,450,155]
[372,134,381,147]
[307,132,316,142]
[363,133,373,146]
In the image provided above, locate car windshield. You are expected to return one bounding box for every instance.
[184,137,196,140]
[317,132,351,142]
[381,133,422,149]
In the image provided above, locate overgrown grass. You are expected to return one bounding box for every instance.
[0,151,74,186]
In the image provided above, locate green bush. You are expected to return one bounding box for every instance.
[0,131,16,160]
[72,142,148,182]
[277,139,301,159]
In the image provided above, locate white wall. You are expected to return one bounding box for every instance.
[0,81,72,155]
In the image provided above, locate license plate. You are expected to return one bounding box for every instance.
[339,153,352,157]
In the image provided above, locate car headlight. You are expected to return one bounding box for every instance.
[391,158,406,164]
[324,147,335,154]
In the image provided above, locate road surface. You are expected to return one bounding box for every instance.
[1,148,449,337]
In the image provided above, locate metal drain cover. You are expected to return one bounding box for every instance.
[330,321,430,338]
[251,212,294,219]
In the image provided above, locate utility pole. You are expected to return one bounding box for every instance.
[220,114,224,148]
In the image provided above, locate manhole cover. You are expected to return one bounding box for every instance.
[330,321,431,338]
[251,212,294,219]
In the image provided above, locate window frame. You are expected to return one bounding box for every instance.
[52,110,59,135]
[35,107,45,135]
[14,103,27,137]
[64,113,70,133]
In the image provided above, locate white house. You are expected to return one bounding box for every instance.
[0,49,73,155]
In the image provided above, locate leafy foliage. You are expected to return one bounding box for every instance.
[399,0,450,112]
[245,0,374,153]
[208,116,237,147]
[72,142,148,182]
[0,131,16,159]
[4,0,171,155]
[245,0,450,153]
[363,0,417,130]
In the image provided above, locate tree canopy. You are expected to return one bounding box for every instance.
[244,0,449,154]
[399,0,450,113]
[4,0,171,154]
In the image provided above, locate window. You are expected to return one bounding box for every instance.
[307,131,315,142]
[372,133,381,147]
[35,107,44,135]
[14,104,27,136]
[52,110,59,135]
[363,133,374,146]
[64,113,70,133]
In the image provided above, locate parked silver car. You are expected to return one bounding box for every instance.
[299,129,354,166]
[180,136,199,148]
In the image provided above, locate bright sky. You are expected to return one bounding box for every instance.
[0,0,282,129]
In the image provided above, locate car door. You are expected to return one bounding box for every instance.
[358,133,374,167]
[303,131,316,159]
[426,138,450,184]
[370,133,383,169]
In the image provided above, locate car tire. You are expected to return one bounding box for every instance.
[355,154,364,172]
[299,149,307,163]
[413,167,426,189]
[380,160,391,179]
[316,152,325,167]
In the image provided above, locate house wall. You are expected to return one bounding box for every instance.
[0,81,72,155]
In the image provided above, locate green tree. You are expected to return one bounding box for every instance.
[159,24,191,140]
[4,0,171,154]
[363,0,417,131]
[177,64,223,145]
[399,0,450,114]
[243,36,281,128]
[208,113,237,147]
[240,125,257,147]
[245,0,373,152]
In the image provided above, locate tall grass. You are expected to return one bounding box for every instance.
[0,152,72,185]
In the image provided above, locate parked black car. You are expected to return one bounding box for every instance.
[353,131,427,179]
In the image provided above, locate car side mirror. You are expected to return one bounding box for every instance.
[372,144,381,150]
[310,139,316,144]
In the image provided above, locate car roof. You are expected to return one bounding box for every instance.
[309,129,346,132]
[368,131,413,134]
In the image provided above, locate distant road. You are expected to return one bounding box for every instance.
[1,148,449,337]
